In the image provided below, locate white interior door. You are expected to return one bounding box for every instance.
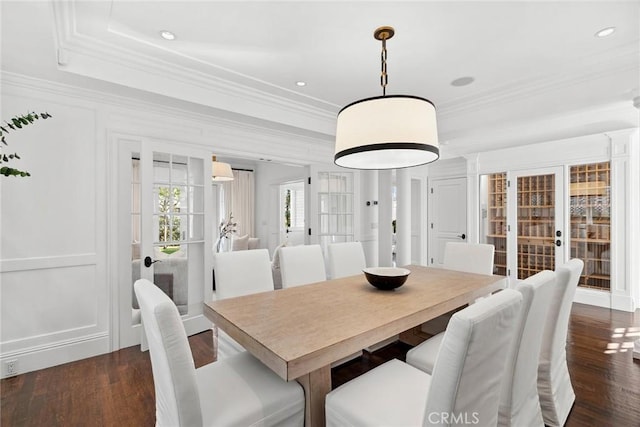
[428,177,467,267]
[116,137,213,349]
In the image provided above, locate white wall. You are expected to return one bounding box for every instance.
[1,84,110,377]
[0,72,331,377]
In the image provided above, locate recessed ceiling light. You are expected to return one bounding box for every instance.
[451,76,475,87]
[160,30,176,40]
[296,81,306,87]
[595,27,616,38]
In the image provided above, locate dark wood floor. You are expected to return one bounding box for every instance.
[2,303,639,426]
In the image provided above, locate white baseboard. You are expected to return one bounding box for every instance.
[0,333,110,379]
[573,288,637,313]
[574,287,611,309]
[611,294,636,312]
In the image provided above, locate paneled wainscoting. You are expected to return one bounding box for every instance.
[1,303,638,426]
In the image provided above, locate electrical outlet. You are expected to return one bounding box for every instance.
[5,359,18,377]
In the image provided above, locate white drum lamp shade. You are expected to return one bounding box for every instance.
[335,95,439,169]
[212,156,234,181]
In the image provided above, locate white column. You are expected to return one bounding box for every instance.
[465,154,480,244]
[632,99,639,357]
[360,170,379,268]
[609,129,639,312]
[378,170,393,267]
[396,168,411,266]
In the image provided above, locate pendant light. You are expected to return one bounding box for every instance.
[212,156,234,181]
[334,26,439,170]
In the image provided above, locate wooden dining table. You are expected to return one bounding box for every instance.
[203,264,506,427]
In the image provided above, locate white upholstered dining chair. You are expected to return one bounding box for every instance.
[497,270,554,427]
[442,241,495,275]
[407,270,555,426]
[421,242,496,335]
[325,289,523,427]
[326,241,369,361]
[134,279,305,427]
[538,259,583,426]
[327,241,366,279]
[213,248,274,299]
[279,244,326,288]
[212,249,274,359]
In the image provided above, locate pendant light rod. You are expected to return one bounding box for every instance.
[374,26,394,96]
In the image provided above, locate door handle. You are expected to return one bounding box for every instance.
[144,256,161,268]
[457,233,466,240]
[555,240,562,247]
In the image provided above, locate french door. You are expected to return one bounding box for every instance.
[116,137,213,349]
[308,164,358,256]
[507,167,565,281]
[483,163,616,294]
[481,167,564,283]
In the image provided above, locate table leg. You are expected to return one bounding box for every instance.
[296,365,331,427]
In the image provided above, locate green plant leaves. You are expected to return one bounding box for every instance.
[1,111,51,178]
[1,166,31,177]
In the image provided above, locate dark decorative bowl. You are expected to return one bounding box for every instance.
[363,267,411,290]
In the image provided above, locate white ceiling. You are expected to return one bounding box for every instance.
[2,1,639,160]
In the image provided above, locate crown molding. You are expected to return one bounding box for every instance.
[444,100,638,159]
[1,71,334,165]
[51,1,338,136]
[439,41,639,117]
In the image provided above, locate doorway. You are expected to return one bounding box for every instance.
[115,136,212,349]
[480,167,565,283]
[279,180,305,246]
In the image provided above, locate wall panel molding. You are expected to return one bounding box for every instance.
[0,254,96,273]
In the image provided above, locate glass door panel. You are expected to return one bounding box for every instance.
[508,168,564,281]
[317,172,355,251]
[119,138,211,349]
[517,174,556,279]
[309,165,357,256]
[569,161,611,290]
[130,155,142,325]
[479,173,507,275]
[134,150,206,322]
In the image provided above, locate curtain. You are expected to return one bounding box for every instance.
[222,169,255,237]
